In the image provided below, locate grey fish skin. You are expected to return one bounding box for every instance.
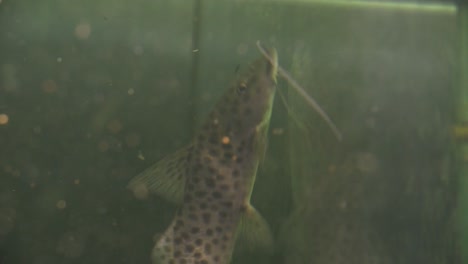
[129,48,278,264]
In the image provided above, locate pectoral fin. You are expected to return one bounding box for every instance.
[236,204,274,254]
[127,145,192,204]
[254,121,271,166]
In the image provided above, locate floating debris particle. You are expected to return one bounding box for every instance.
[272,127,285,135]
[137,151,145,160]
[98,140,109,152]
[74,22,91,40]
[56,200,67,210]
[2,64,18,92]
[33,126,41,134]
[237,43,248,55]
[0,189,19,207]
[370,105,380,113]
[131,183,149,200]
[56,232,85,258]
[73,179,80,185]
[339,200,348,210]
[107,119,123,134]
[41,79,58,93]
[96,203,108,215]
[11,169,20,178]
[2,165,12,173]
[57,57,63,63]
[453,125,468,140]
[133,45,144,56]
[0,208,16,236]
[0,113,9,125]
[355,152,379,173]
[365,117,376,129]
[221,136,230,144]
[127,88,135,95]
[125,133,140,147]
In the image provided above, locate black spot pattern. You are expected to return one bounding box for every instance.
[151,49,277,264]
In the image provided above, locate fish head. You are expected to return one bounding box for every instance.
[210,48,278,139]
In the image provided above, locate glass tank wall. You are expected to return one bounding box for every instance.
[0,0,463,263]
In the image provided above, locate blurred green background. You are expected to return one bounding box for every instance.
[0,0,463,263]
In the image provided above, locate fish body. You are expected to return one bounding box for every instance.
[128,48,278,264]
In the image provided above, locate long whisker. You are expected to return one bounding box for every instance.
[256,41,343,141]
[276,81,310,131]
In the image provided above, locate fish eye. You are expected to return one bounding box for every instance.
[237,82,247,94]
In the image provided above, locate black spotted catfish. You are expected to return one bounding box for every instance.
[128,48,278,264]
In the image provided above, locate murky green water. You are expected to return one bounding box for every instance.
[0,0,463,263]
